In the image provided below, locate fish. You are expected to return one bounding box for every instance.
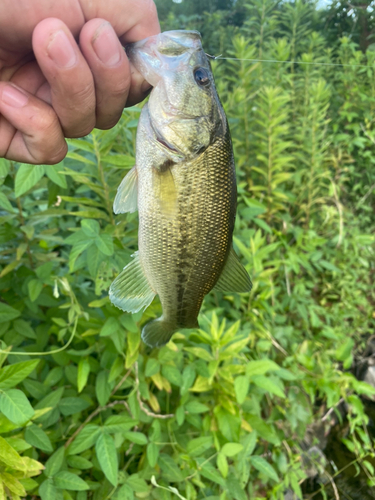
[109,30,252,348]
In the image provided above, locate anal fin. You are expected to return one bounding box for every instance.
[113,166,138,214]
[109,251,156,313]
[214,247,252,293]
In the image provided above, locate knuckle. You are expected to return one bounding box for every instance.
[96,81,129,108]
[65,81,95,110]
[30,105,58,135]
[54,81,96,137]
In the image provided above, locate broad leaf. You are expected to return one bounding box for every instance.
[15,164,45,197]
[0,389,34,424]
[96,433,118,487]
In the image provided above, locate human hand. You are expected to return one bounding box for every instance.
[0,0,160,164]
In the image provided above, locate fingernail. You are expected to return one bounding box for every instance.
[93,23,121,66]
[2,85,28,108]
[48,30,77,68]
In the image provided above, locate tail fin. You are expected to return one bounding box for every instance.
[141,318,177,348]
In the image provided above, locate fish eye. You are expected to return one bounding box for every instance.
[194,67,210,87]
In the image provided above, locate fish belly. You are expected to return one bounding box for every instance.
[138,133,236,329]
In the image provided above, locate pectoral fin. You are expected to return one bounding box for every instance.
[109,251,156,313]
[214,247,252,293]
[155,163,177,218]
[113,166,138,214]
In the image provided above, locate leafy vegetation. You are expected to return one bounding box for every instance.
[1,0,375,499]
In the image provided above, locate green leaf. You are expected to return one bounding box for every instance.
[28,279,43,302]
[234,375,250,404]
[184,347,213,361]
[0,192,15,212]
[1,471,26,496]
[200,461,225,486]
[0,389,34,424]
[0,303,21,322]
[252,375,285,398]
[77,358,90,393]
[336,338,355,361]
[103,415,137,434]
[101,154,135,166]
[15,164,45,197]
[158,453,184,482]
[95,234,114,256]
[162,365,182,386]
[253,217,272,233]
[185,400,210,413]
[20,477,39,492]
[34,387,64,419]
[221,443,244,457]
[115,484,135,499]
[126,474,149,492]
[24,424,53,452]
[68,424,101,455]
[0,359,39,390]
[0,436,24,470]
[247,415,279,445]
[100,316,120,337]
[87,243,105,278]
[66,455,93,470]
[43,366,63,387]
[246,360,280,377]
[39,479,61,500]
[147,442,159,467]
[187,436,213,457]
[124,431,148,445]
[181,365,196,395]
[13,319,36,339]
[46,163,68,188]
[217,453,228,478]
[45,447,65,477]
[145,358,160,377]
[59,397,90,416]
[0,159,10,180]
[69,239,93,272]
[54,471,89,491]
[96,433,118,487]
[81,219,100,237]
[241,432,257,457]
[96,371,112,406]
[250,456,279,482]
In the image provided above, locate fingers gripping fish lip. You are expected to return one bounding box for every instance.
[126,30,203,88]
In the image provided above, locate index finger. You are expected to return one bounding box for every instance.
[80,0,160,43]
[80,0,160,107]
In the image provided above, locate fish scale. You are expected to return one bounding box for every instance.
[109,30,252,347]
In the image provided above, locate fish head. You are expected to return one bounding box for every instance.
[127,30,225,161]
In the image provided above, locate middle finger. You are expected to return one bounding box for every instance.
[32,18,96,138]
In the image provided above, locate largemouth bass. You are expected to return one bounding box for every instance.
[109,30,251,347]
